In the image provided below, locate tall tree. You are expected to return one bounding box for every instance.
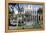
[37,8,43,14]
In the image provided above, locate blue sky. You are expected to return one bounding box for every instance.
[15,4,43,11]
[9,4,43,12]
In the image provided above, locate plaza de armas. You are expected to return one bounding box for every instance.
[8,3,43,29]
